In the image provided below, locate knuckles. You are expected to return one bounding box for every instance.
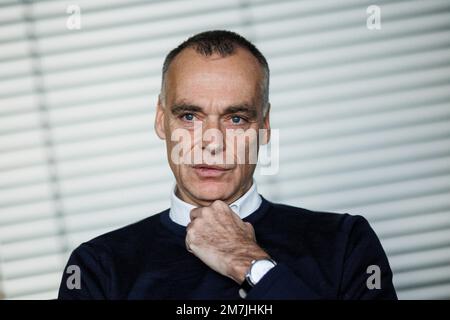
[187,200,240,243]
[210,200,228,210]
[186,225,197,243]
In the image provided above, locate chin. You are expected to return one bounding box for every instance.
[189,179,234,202]
[197,183,232,200]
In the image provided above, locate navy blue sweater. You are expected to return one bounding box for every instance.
[58,197,397,299]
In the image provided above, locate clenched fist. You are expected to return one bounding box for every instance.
[186,200,270,284]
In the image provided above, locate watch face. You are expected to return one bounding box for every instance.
[250,259,275,284]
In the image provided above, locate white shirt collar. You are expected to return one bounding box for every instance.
[169,182,262,227]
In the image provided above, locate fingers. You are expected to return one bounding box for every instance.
[189,207,201,221]
[185,204,257,258]
[210,200,228,210]
[185,234,192,253]
[185,221,195,253]
[189,200,228,222]
[244,221,254,233]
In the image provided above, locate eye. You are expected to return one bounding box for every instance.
[231,115,243,124]
[181,113,195,121]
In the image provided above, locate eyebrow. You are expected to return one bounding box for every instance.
[170,102,258,118]
[223,104,258,119]
[170,103,203,115]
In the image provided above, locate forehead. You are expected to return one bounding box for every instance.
[165,47,264,109]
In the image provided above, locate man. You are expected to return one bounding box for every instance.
[58,30,397,299]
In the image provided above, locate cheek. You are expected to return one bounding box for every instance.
[166,129,197,165]
[225,132,259,163]
[235,164,252,177]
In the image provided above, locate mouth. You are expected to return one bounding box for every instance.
[191,164,232,178]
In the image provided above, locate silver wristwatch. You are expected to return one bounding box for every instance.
[239,258,277,298]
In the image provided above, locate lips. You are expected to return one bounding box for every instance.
[192,164,229,170]
[191,164,231,178]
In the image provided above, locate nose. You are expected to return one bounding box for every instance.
[201,117,225,155]
[204,140,222,155]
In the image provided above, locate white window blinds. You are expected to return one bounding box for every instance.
[0,0,449,299]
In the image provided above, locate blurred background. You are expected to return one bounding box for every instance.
[1,0,450,300]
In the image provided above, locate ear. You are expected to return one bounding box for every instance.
[261,103,271,145]
[154,95,166,140]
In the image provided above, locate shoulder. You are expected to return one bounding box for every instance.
[73,209,168,258]
[59,210,170,299]
[260,199,389,277]
[265,199,369,236]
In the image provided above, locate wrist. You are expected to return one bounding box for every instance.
[244,258,277,285]
[238,257,277,299]
[228,249,271,284]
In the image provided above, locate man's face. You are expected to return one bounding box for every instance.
[155,47,270,206]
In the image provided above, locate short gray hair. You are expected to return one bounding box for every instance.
[160,30,270,115]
